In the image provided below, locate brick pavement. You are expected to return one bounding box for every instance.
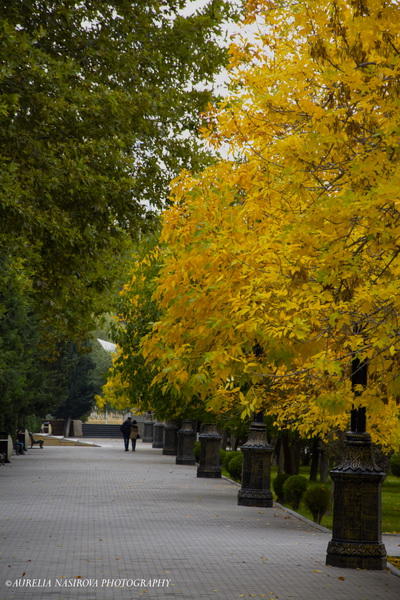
[0,440,399,600]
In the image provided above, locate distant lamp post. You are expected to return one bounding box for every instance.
[142,414,154,443]
[162,421,178,455]
[152,422,164,449]
[176,420,196,465]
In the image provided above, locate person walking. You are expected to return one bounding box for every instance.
[120,417,132,451]
[129,420,139,451]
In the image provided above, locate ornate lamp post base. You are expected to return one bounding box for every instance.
[326,540,386,570]
[326,431,386,570]
[152,422,164,448]
[197,424,221,478]
[238,420,273,507]
[142,420,154,443]
[176,420,196,465]
[238,488,273,507]
[162,421,178,455]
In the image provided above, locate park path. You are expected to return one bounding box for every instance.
[0,439,399,600]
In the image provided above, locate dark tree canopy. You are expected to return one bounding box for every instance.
[0,1,236,430]
[0,0,234,339]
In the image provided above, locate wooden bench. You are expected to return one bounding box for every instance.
[29,433,44,449]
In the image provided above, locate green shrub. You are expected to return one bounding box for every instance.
[24,415,43,434]
[303,484,331,524]
[227,453,243,480]
[273,473,290,503]
[223,450,241,470]
[193,441,200,461]
[283,475,308,510]
[219,448,227,464]
[390,454,400,477]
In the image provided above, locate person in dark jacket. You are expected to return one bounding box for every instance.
[120,417,132,451]
[129,420,139,451]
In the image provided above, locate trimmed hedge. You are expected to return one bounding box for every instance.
[219,448,227,465]
[227,453,243,480]
[283,475,308,510]
[223,450,241,470]
[273,473,291,503]
[303,484,331,523]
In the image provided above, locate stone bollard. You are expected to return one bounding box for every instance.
[238,420,273,507]
[142,420,154,443]
[162,421,178,455]
[326,431,386,570]
[197,424,221,478]
[152,422,164,448]
[176,421,196,465]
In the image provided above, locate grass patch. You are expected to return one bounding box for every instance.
[222,466,236,480]
[222,457,400,533]
[274,468,400,533]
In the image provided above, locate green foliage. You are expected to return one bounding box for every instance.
[283,475,308,510]
[44,342,97,421]
[227,453,243,480]
[303,485,331,524]
[0,255,47,432]
[219,448,227,465]
[24,415,43,434]
[217,413,251,449]
[273,473,291,503]
[223,450,241,470]
[194,441,201,462]
[0,0,236,342]
[222,449,243,480]
[89,335,113,394]
[0,253,112,431]
[390,454,400,477]
[106,233,214,419]
[0,1,237,431]
[109,233,163,412]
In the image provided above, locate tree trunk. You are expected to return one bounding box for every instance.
[319,443,330,482]
[64,416,71,438]
[309,437,320,481]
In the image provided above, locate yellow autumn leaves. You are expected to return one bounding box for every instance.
[105,0,400,448]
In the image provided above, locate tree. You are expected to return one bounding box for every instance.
[0,256,33,432]
[0,254,55,432]
[0,0,236,341]
[51,342,97,421]
[97,233,209,421]
[141,0,400,449]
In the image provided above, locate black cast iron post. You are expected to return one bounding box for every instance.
[162,421,178,456]
[152,422,164,449]
[142,416,154,443]
[238,412,273,507]
[197,423,221,478]
[326,358,387,569]
[176,420,196,465]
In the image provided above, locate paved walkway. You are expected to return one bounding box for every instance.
[0,440,399,600]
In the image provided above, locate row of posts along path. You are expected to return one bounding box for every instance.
[0,438,399,600]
